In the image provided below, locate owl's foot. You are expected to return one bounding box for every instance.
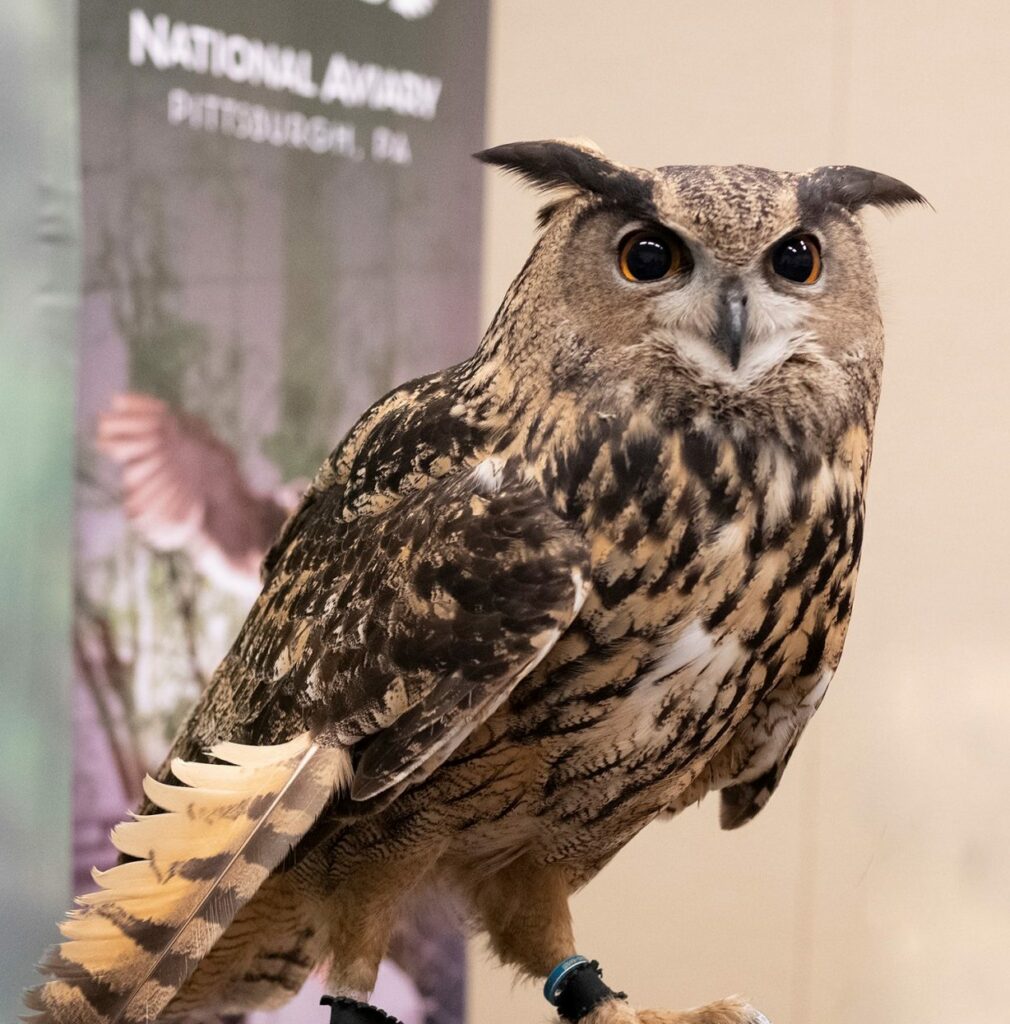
[575,996,770,1024]
[544,957,768,1024]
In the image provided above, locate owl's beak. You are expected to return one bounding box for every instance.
[713,282,748,370]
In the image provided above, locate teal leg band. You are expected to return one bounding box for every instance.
[544,956,591,1004]
[544,956,625,1022]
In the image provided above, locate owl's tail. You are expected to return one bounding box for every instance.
[24,732,352,1024]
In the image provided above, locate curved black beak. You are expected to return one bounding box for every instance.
[713,281,748,370]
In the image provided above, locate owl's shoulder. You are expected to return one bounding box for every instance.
[262,365,494,578]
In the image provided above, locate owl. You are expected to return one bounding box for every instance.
[27,140,924,1024]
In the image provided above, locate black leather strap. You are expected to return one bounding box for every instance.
[321,995,404,1024]
[554,960,626,1022]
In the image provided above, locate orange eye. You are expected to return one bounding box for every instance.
[770,233,822,284]
[618,229,690,283]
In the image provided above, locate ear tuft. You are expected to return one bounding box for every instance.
[802,165,931,215]
[474,139,608,193]
[474,139,655,219]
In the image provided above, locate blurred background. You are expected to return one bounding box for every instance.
[2,3,1007,1024]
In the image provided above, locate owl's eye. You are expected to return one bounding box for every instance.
[770,233,822,284]
[618,229,690,283]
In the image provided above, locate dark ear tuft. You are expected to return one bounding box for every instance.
[802,165,931,216]
[475,139,655,216]
[476,140,614,193]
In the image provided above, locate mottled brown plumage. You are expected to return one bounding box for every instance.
[29,140,924,1024]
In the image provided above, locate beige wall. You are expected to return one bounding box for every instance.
[471,3,1009,1023]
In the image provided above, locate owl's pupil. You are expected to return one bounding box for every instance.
[625,237,672,280]
[772,235,820,283]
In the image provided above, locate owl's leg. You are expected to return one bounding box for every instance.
[471,856,769,1024]
[472,853,577,977]
[321,848,442,1000]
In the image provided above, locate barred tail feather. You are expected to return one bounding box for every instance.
[25,732,351,1024]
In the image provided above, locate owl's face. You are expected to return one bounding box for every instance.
[480,141,924,409]
[553,166,882,387]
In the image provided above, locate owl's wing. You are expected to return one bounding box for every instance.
[217,457,592,800]
[28,460,589,1024]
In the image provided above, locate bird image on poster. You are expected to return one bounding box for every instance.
[96,394,295,602]
[30,139,924,1024]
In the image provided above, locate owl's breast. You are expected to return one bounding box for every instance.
[502,422,869,862]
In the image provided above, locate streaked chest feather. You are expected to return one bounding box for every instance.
[609,619,745,750]
[499,417,869,845]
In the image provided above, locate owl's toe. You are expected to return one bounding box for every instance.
[558,995,770,1024]
[636,996,772,1024]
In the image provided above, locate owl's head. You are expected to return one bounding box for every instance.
[477,140,925,416]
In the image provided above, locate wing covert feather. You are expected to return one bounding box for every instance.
[180,458,591,800]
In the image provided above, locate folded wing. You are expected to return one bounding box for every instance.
[28,457,590,1023]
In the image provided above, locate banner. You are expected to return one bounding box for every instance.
[73,3,488,1021]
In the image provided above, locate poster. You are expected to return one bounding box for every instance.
[73,3,488,1021]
